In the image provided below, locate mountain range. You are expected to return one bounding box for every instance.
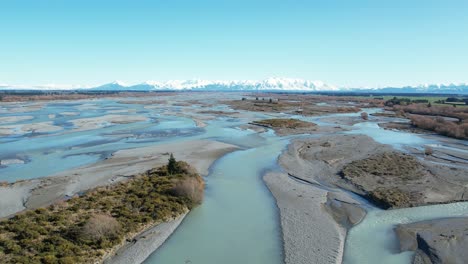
[1,78,467,94]
[92,78,337,92]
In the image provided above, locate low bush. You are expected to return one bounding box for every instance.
[410,115,467,139]
[393,104,468,121]
[424,146,433,155]
[360,112,368,120]
[252,118,316,129]
[170,176,204,208]
[79,214,121,242]
[0,160,203,263]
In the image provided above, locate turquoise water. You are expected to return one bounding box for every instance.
[344,202,468,264]
[2,97,467,264]
[0,99,204,181]
[145,133,286,264]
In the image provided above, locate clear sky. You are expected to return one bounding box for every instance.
[1,0,467,88]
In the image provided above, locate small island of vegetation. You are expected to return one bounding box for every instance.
[250,118,317,136]
[251,118,315,129]
[0,155,203,264]
[377,96,468,139]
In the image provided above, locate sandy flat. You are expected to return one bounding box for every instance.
[0,115,34,124]
[61,111,80,116]
[0,180,40,218]
[69,114,148,131]
[0,140,238,216]
[107,109,137,114]
[264,172,347,264]
[0,159,25,166]
[0,121,63,136]
[396,217,468,264]
[266,135,386,264]
[279,135,391,188]
[7,104,44,113]
[104,212,188,264]
[0,138,238,262]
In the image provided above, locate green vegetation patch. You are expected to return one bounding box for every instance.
[342,152,423,182]
[341,152,426,209]
[0,159,204,264]
[385,102,468,139]
[368,187,411,209]
[251,118,316,129]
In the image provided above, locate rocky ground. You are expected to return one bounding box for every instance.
[249,118,317,136]
[264,172,362,264]
[226,98,362,116]
[0,140,238,218]
[279,134,468,209]
[341,152,468,209]
[395,217,468,264]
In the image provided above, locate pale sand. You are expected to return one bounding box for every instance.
[0,180,40,218]
[265,135,381,264]
[8,104,44,113]
[107,109,137,114]
[279,135,391,189]
[69,114,148,131]
[264,172,347,264]
[0,159,25,166]
[270,134,468,263]
[396,217,468,264]
[0,115,34,124]
[104,212,188,264]
[61,111,80,116]
[0,121,63,136]
[0,139,238,218]
[0,139,237,263]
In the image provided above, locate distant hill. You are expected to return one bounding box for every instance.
[346,84,468,94]
[1,79,467,94]
[90,78,338,92]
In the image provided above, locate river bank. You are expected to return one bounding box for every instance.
[266,130,468,263]
[104,212,189,264]
[0,139,238,218]
[0,159,203,263]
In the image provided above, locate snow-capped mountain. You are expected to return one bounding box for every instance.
[350,83,468,94]
[1,79,467,94]
[91,78,338,91]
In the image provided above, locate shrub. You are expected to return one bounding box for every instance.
[424,146,433,155]
[79,214,121,242]
[393,104,468,121]
[170,176,204,207]
[0,161,202,263]
[360,112,368,120]
[167,153,178,175]
[410,115,467,139]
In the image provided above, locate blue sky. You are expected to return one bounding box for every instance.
[1,0,467,87]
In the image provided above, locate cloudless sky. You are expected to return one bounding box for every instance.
[1,0,467,87]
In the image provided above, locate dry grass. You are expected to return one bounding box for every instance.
[410,115,468,139]
[0,161,203,263]
[251,118,316,129]
[226,97,363,116]
[170,177,205,206]
[79,214,121,241]
[360,112,369,120]
[424,146,433,156]
[341,152,425,209]
[342,152,423,181]
[393,104,468,120]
